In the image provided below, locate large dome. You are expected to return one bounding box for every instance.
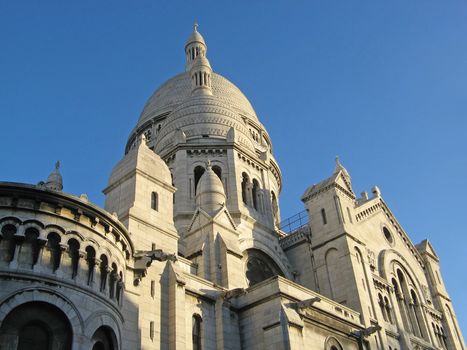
[137,72,259,129]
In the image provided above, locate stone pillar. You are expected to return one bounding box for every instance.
[215,299,240,350]
[32,238,47,272]
[9,226,25,269]
[77,250,88,283]
[93,258,102,292]
[58,243,70,278]
[168,261,186,350]
[389,290,411,349]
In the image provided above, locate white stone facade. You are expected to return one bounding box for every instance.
[0,26,464,350]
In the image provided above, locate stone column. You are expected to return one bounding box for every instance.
[57,243,69,278]
[9,226,25,269]
[389,290,411,349]
[32,238,47,272]
[93,258,101,291]
[77,250,88,283]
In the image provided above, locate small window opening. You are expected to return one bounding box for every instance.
[192,314,202,350]
[241,173,250,205]
[321,208,327,225]
[151,192,159,211]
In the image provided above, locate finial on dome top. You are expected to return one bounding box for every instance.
[55,160,60,170]
[193,22,199,32]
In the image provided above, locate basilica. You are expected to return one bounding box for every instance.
[0,26,464,350]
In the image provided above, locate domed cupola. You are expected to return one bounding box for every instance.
[196,160,226,215]
[185,23,207,71]
[186,24,213,96]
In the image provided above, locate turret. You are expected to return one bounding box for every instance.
[45,161,63,191]
[186,23,213,96]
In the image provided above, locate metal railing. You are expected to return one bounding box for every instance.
[279,210,309,235]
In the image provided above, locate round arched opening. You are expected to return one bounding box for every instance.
[91,326,118,350]
[244,249,284,287]
[0,301,72,350]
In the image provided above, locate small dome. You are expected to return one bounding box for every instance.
[185,29,206,48]
[196,162,225,215]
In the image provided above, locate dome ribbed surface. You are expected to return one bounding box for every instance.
[137,72,259,128]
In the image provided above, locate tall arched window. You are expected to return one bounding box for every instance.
[46,232,61,271]
[384,296,393,324]
[252,179,260,210]
[378,293,388,321]
[100,254,109,292]
[192,314,202,350]
[86,246,96,285]
[151,192,159,211]
[0,224,17,263]
[241,173,250,205]
[271,191,279,225]
[109,263,118,299]
[68,238,80,278]
[194,166,206,195]
[18,227,40,268]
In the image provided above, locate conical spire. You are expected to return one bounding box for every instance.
[46,161,63,191]
[185,23,213,96]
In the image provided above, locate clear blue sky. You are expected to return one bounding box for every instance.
[1,0,466,334]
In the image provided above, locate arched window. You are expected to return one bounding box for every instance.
[392,277,410,332]
[18,227,40,268]
[0,224,17,262]
[116,271,124,303]
[241,173,250,205]
[410,289,427,340]
[109,263,118,299]
[245,249,284,287]
[100,254,109,292]
[86,246,96,285]
[252,179,260,210]
[151,192,159,211]
[325,337,343,350]
[192,314,202,350]
[194,166,206,195]
[0,302,72,350]
[68,238,80,278]
[378,293,388,321]
[91,326,118,350]
[46,232,61,271]
[271,191,279,225]
[384,296,393,324]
